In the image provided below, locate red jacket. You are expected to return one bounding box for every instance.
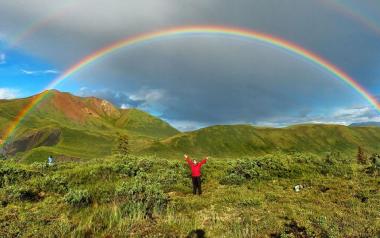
[186,158,207,177]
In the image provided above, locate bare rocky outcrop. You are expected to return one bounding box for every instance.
[5,128,61,156]
[84,97,121,119]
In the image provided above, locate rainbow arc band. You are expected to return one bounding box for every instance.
[321,0,380,37]
[1,25,379,145]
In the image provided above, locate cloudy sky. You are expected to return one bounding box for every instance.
[0,0,380,130]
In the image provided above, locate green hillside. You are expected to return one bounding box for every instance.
[0,90,179,162]
[144,124,380,158]
[1,90,380,162]
[115,108,179,138]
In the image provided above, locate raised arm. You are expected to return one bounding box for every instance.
[199,156,208,166]
[184,154,192,165]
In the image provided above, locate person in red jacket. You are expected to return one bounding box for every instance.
[184,154,208,195]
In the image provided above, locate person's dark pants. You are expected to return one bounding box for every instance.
[192,176,202,195]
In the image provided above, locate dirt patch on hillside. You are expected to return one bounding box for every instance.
[51,92,90,123]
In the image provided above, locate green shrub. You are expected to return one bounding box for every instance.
[64,189,91,207]
[366,154,380,176]
[0,163,37,188]
[156,162,190,191]
[221,156,295,184]
[220,173,245,185]
[89,182,115,203]
[65,164,116,185]
[41,174,69,194]
[318,152,353,177]
[6,185,41,202]
[30,162,49,171]
[116,177,169,218]
[112,158,154,177]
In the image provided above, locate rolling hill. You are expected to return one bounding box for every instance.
[0,90,179,162]
[1,90,380,162]
[143,124,380,158]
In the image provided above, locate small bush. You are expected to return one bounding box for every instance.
[0,163,37,188]
[64,189,91,207]
[220,173,245,185]
[318,153,353,177]
[6,185,41,202]
[41,174,69,194]
[116,177,169,218]
[30,162,50,171]
[156,162,190,191]
[221,156,295,185]
[112,158,154,177]
[366,154,380,176]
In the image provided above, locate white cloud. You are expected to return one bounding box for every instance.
[77,87,161,110]
[21,69,36,75]
[120,103,130,109]
[0,53,5,64]
[43,69,59,74]
[21,69,59,75]
[128,89,168,114]
[256,105,380,127]
[330,106,380,123]
[0,88,19,99]
[167,119,208,131]
[129,89,165,104]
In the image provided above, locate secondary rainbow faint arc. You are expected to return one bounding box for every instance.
[1,25,379,145]
[9,2,78,48]
[322,0,380,36]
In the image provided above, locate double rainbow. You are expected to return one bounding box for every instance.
[1,25,379,145]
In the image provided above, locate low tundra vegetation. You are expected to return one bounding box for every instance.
[0,153,379,237]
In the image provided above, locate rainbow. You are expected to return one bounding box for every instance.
[1,25,379,145]
[1,91,52,145]
[8,2,77,48]
[321,0,380,36]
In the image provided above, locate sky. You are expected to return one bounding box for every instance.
[0,0,380,131]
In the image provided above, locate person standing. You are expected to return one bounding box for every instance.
[48,155,54,166]
[184,154,208,195]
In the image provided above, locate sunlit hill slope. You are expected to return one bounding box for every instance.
[0,90,379,162]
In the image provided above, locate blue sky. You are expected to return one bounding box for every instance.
[0,0,380,130]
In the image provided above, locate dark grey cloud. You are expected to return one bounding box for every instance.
[0,0,379,128]
[73,38,364,124]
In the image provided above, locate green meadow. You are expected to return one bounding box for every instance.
[1,152,379,237]
[1,91,380,237]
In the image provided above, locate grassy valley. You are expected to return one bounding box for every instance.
[0,91,379,237]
